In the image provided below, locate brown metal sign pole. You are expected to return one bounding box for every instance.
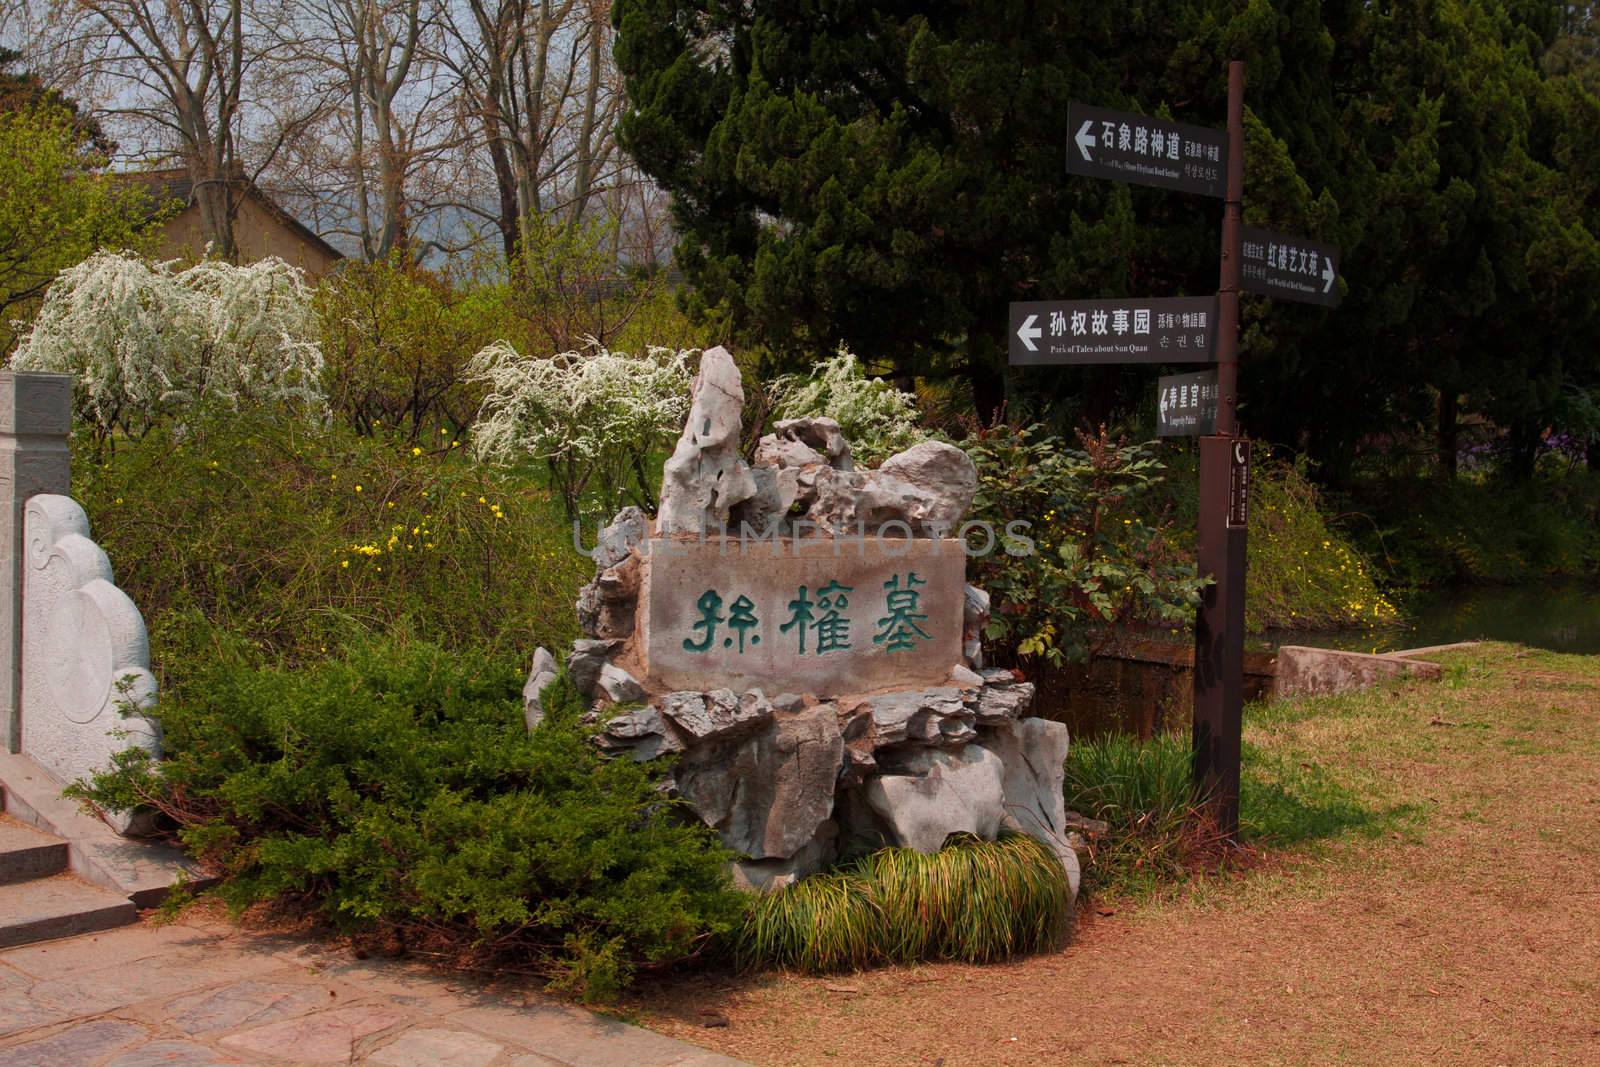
[1193,60,1248,841]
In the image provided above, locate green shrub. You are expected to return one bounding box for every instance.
[1245,456,1399,630]
[767,348,926,465]
[71,641,744,1001]
[71,414,589,689]
[736,834,1070,974]
[966,425,1208,665]
[1061,733,1204,896]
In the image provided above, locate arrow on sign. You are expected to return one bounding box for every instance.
[1322,259,1335,294]
[1016,313,1042,352]
[1074,120,1096,161]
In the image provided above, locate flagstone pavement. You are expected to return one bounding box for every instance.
[0,917,750,1066]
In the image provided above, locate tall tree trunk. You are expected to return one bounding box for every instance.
[1437,389,1459,478]
[965,338,1005,426]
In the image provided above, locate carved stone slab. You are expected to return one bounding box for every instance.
[641,537,965,697]
[22,494,159,831]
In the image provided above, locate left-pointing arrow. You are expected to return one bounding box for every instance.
[1074,120,1096,161]
[1017,314,1042,352]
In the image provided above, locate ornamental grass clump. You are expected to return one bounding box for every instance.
[736,833,1071,974]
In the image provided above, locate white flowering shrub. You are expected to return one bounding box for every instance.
[768,346,925,465]
[12,250,325,436]
[469,341,693,520]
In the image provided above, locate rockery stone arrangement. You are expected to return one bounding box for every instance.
[529,347,1079,899]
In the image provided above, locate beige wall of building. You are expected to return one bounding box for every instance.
[154,194,342,279]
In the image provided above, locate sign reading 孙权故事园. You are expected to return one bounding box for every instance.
[642,538,965,698]
[1009,296,1218,365]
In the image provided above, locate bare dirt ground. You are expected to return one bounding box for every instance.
[627,644,1600,1066]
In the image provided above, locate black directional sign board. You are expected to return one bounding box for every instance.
[1066,102,1228,198]
[1010,296,1219,365]
[1157,370,1219,437]
[1240,226,1341,307]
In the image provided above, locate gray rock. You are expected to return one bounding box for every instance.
[577,554,642,639]
[597,663,647,704]
[985,718,1077,897]
[676,704,845,860]
[591,506,649,570]
[878,441,978,528]
[729,821,838,893]
[805,459,972,538]
[728,464,798,538]
[964,584,991,629]
[565,638,620,696]
[981,667,1021,685]
[657,346,758,535]
[970,682,1034,725]
[964,638,985,669]
[837,744,878,790]
[522,647,559,731]
[772,417,855,471]
[658,688,773,743]
[770,692,807,713]
[949,663,984,689]
[598,706,684,761]
[754,434,824,470]
[860,687,976,748]
[862,744,1006,853]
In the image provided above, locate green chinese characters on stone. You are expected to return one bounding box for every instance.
[683,589,762,654]
[780,580,853,655]
[873,572,931,653]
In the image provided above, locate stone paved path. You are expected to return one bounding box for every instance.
[0,917,747,1066]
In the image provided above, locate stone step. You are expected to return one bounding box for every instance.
[0,873,138,949]
[0,814,69,885]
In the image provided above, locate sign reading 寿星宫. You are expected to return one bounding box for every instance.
[1157,370,1219,437]
[640,539,965,697]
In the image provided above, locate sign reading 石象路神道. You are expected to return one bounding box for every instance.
[1066,102,1228,198]
[642,539,964,697]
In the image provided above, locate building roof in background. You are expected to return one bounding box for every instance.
[113,167,344,265]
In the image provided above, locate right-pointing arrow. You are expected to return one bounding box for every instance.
[1322,259,1336,294]
[1074,120,1096,162]
[1017,314,1041,352]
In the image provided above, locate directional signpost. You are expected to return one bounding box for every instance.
[1066,102,1229,199]
[1009,63,1348,841]
[1156,370,1219,437]
[1240,226,1341,307]
[1010,297,1219,365]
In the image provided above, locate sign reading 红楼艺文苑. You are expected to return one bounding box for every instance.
[1239,226,1341,307]
[643,538,964,697]
[1157,370,1219,437]
[1066,102,1228,198]
[1009,296,1218,365]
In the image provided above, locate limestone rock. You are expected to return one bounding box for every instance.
[878,442,978,528]
[566,638,620,697]
[598,706,684,761]
[949,663,984,689]
[522,647,559,731]
[858,687,976,748]
[727,464,799,537]
[862,744,1005,853]
[963,585,991,666]
[837,744,878,790]
[805,455,975,537]
[984,718,1076,896]
[591,506,649,570]
[970,682,1034,725]
[657,346,758,535]
[982,667,1022,685]
[761,417,854,471]
[658,688,773,743]
[675,704,845,860]
[730,821,838,892]
[576,552,643,639]
[597,663,647,704]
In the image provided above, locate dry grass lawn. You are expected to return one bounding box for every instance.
[627,643,1600,1066]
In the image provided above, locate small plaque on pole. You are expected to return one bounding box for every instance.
[1009,296,1219,365]
[1066,102,1228,198]
[1239,226,1341,307]
[1227,439,1251,529]
[1156,370,1218,437]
